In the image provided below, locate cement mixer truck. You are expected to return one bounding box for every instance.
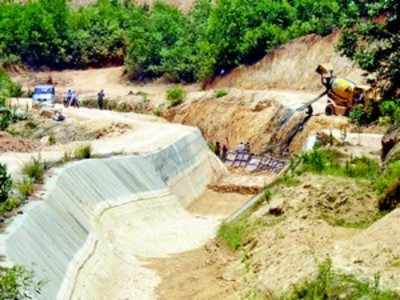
[316,64,379,116]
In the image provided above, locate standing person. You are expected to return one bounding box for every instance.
[70,90,80,108]
[64,89,73,107]
[236,142,245,153]
[222,144,228,162]
[97,89,105,110]
[215,141,221,158]
[245,142,251,153]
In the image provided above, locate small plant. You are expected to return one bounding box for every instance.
[16,177,35,198]
[214,89,228,98]
[74,144,92,159]
[166,85,186,107]
[153,106,163,117]
[218,220,246,251]
[48,134,56,146]
[214,90,228,98]
[22,158,45,184]
[0,164,12,203]
[63,151,72,163]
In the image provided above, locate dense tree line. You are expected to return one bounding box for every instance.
[0,0,382,82]
[339,0,399,99]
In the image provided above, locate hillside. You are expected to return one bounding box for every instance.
[210,31,364,92]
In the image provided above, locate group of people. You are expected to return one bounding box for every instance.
[63,89,106,110]
[214,141,229,161]
[63,89,80,108]
[235,141,251,154]
[213,141,252,161]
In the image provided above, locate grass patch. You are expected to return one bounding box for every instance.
[215,89,228,98]
[270,175,301,188]
[16,177,34,198]
[218,218,247,251]
[242,289,268,300]
[74,144,92,159]
[166,85,186,107]
[390,258,400,268]
[323,212,385,229]
[284,260,400,300]
[293,148,379,180]
[218,189,274,251]
[22,158,45,184]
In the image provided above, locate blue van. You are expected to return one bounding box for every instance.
[32,85,56,106]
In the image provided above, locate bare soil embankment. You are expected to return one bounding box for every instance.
[209,31,364,92]
[167,89,314,154]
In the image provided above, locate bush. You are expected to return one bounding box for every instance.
[375,160,400,195]
[284,260,399,299]
[166,85,186,107]
[74,144,92,159]
[215,90,228,98]
[0,196,22,216]
[22,158,45,184]
[0,266,44,299]
[339,1,400,99]
[16,177,35,199]
[0,68,22,98]
[379,100,400,126]
[0,164,12,203]
[0,108,11,130]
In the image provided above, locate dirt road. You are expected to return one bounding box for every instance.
[11,66,199,107]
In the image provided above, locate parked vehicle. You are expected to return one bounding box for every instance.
[32,85,56,106]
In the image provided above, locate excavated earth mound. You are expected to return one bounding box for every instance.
[168,89,318,154]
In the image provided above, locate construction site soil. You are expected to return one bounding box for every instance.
[209,31,364,92]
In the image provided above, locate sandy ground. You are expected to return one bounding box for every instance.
[70,189,249,300]
[149,189,249,300]
[188,189,249,218]
[70,194,220,300]
[149,244,239,300]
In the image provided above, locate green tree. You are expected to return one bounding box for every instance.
[339,0,400,98]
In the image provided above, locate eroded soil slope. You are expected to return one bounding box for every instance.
[209,31,364,92]
[168,89,352,154]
